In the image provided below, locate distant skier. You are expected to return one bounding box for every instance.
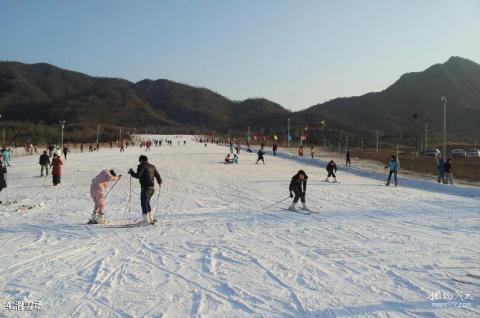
[298,145,304,156]
[289,170,309,211]
[232,154,239,164]
[2,148,10,166]
[225,154,232,164]
[63,145,70,160]
[310,146,315,159]
[48,144,55,158]
[256,148,265,164]
[128,155,162,225]
[272,143,278,156]
[39,150,50,176]
[325,160,338,183]
[385,155,399,186]
[444,158,454,185]
[436,155,445,184]
[229,143,233,154]
[346,149,351,167]
[88,169,121,224]
[51,153,63,186]
[0,158,6,204]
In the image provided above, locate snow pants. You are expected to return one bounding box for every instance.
[327,171,336,178]
[292,186,305,204]
[437,172,445,184]
[41,164,49,176]
[90,185,105,213]
[387,170,397,185]
[52,175,61,186]
[445,172,454,185]
[141,188,155,214]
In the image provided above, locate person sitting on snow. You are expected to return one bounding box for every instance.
[225,154,232,164]
[289,170,309,211]
[88,169,121,224]
[232,154,239,164]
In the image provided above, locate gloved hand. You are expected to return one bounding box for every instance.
[290,192,293,198]
[128,168,134,175]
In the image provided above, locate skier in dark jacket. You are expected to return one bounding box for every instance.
[0,158,6,204]
[128,155,162,224]
[272,144,278,156]
[325,160,338,183]
[39,151,50,176]
[346,150,351,167]
[256,148,265,164]
[289,170,309,211]
[444,158,454,185]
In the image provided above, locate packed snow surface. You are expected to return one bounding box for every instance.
[1,135,479,317]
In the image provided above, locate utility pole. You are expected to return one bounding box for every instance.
[441,96,447,157]
[96,125,100,146]
[345,135,349,151]
[247,126,250,144]
[376,130,380,152]
[59,120,66,147]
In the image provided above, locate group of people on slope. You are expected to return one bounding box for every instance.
[89,155,162,225]
[436,155,454,185]
[38,150,63,185]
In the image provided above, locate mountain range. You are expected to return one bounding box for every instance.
[0,56,479,143]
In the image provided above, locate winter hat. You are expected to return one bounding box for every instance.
[139,155,148,162]
[109,169,117,177]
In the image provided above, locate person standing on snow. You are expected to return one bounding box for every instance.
[39,150,50,176]
[0,157,6,204]
[325,160,338,183]
[289,170,309,211]
[88,169,121,224]
[436,155,445,184]
[51,153,63,186]
[346,149,351,168]
[2,148,11,166]
[128,155,162,224]
[63,144,70,160]
[256,148,265,164]
[310,146,315,159]
[444,158,454,185]
[272,143,278,156]
[385,155,399,186]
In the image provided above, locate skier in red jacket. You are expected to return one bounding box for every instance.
[50,153,63,186]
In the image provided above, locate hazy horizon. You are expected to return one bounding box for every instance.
[1,0,479,110]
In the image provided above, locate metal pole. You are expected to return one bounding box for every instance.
[441,96,447,157]
[2,128,5,146]
[376,130,379,152]
[247,126,250,144]
[287,118,290,150]
[96,125,100,145]
[346,135,349,151]
[61,124,64,147]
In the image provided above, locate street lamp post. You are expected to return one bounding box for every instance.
[59,120,66,147]
[441,96,447,157]
[376,130,380,153]
[0,114,4,145]
[96,125,100,146]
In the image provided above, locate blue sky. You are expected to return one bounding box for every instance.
[1,0,479,110]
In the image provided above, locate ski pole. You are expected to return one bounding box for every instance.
[154,185,161,214]
[261,196,291,210]
[104,178,120,201]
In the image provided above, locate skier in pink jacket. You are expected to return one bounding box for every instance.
[88,169,121,224]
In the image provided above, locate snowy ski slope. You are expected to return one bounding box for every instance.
[0,135,479,317]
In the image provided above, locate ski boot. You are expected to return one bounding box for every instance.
[288,202,297,212]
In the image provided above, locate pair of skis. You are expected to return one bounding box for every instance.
[87,218,158,228]
[281,207,319,215]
